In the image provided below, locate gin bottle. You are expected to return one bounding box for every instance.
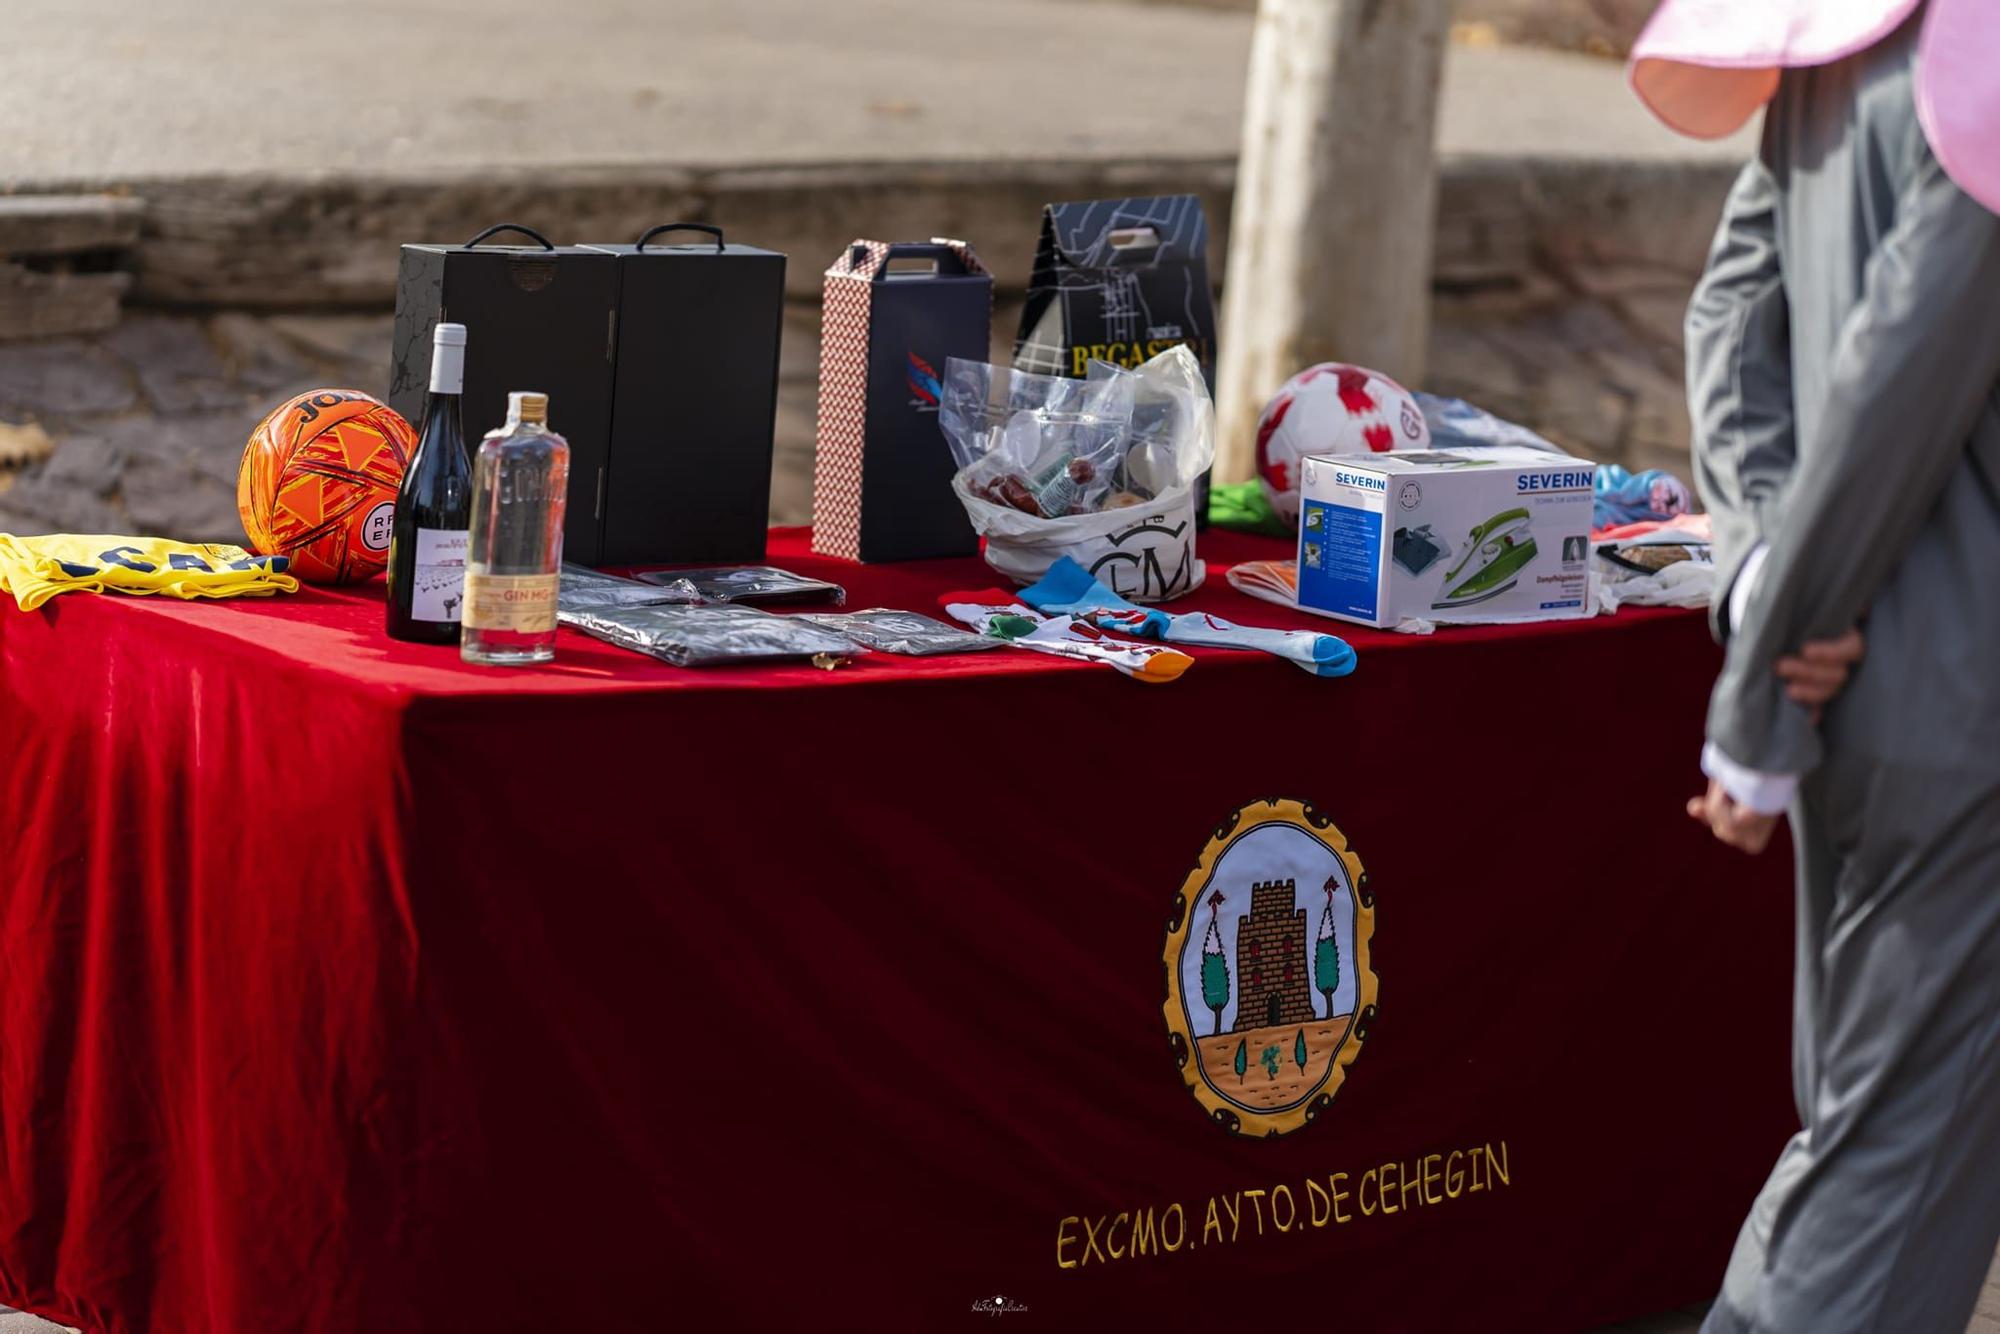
[461,391,569,666]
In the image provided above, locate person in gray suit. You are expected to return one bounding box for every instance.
[1630,0,2000,1329]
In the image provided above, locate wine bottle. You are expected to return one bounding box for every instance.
[461,392,570,667]
[386,323,474,643]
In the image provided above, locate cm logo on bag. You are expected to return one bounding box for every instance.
[1089,512,1196,601]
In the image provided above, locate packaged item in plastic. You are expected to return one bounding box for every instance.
[1086,344,1214,501]
[1416,393,1567,456]
[939,346,1215,600]
[559,563,701,612]
[797,608,1005,656]
[972,472,1043,516]
[940,360,1132,518]
[634,564,846,606]
[560,603,864,667]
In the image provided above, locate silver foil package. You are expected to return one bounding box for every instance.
[797,608,1005,656]
[633,564,845,606]
[560,603,865,668]
[560,563,701,612]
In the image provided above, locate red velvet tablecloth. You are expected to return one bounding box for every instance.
[0,527,1795,1333]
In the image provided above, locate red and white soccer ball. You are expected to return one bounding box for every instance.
[1254,363,1430,523]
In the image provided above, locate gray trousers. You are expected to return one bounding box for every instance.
[1703,757,2000,1333]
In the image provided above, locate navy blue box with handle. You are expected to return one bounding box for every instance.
[810,238,992,564]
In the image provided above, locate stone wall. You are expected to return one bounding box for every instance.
[0,315,390,539]
[1454,0,1652,57]
[0,257,1703,543]
[0,151,1728,542]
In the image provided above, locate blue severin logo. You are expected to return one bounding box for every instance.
[907,351,942,407]
[1517,470,1593,493]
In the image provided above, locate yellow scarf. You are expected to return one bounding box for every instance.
[0,534,299,612]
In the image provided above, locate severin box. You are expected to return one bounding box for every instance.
[811,238,992,564]
[1294,448,1595,627]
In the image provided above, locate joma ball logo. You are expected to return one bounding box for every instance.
[289,390,372,426]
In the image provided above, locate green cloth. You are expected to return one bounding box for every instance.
[1208,481,1294,537]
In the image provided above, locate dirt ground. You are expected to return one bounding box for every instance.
[1194,1014,1354,1110]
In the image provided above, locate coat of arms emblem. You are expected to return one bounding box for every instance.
[1163,798,1377,1136]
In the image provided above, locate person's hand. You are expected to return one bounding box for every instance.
[1687,777,1780,855]
[1776,626,1865,722]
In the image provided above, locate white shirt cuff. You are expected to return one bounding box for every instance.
[1727,542,1769,635]
[1702,741,1798,815]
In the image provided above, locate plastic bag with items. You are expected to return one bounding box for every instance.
[940,361,1133,518]
[938,345,1215,602]
[560,603,864,668]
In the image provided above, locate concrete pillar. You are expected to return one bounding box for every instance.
[1215,0,1451,482]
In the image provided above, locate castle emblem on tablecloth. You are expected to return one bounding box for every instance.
[1229,878,1319,1033]
[1163,798,1377,1138]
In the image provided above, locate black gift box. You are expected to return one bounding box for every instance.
[810,239,992,564]
[1013,195,1218,523]
[391,224,617,564]
[390,222,786,568]
[582,224,785,566]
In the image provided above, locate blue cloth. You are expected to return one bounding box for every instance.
[1417,393,1567,455]
[1017,557,1356,678]
[1594,465,1693,529]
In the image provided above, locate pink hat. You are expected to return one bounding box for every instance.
[1628,0,2000,214]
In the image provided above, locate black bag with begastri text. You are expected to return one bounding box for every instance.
[1013,195,1218,524]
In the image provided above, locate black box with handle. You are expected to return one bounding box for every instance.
[390,221,786,569]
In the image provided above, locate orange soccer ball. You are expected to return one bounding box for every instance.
[237,389,416,585]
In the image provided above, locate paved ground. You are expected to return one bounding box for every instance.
[0,0,1746,192]
[0,1311,71,1333]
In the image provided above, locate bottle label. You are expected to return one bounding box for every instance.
[462,572,559,632]
[411,528,468,623]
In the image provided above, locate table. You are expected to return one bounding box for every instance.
[0,527,1797,1332]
